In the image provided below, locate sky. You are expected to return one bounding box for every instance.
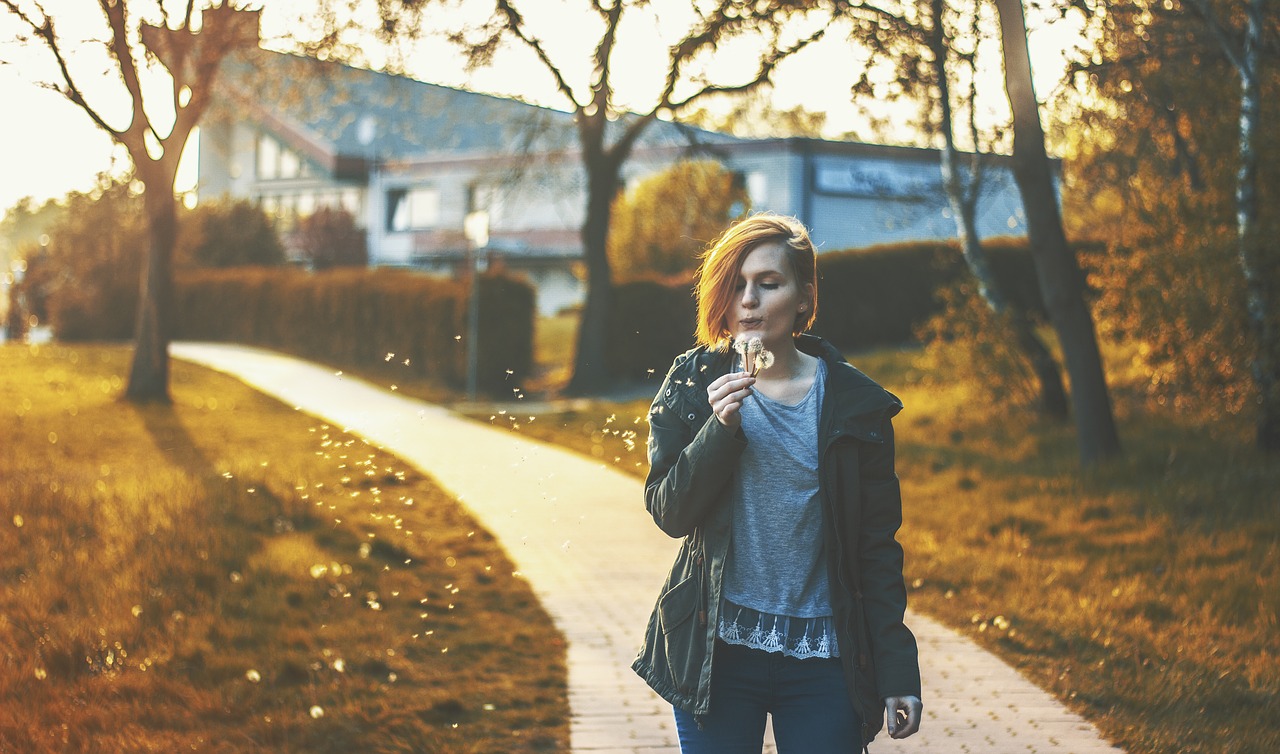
[0,1,1088,215]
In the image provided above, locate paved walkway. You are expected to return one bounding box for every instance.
[173,343,1126,754]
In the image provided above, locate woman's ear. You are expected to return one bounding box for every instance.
[801,283,815,313]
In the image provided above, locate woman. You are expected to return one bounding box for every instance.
[632,213,923,752]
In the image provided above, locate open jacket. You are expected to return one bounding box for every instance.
[631,334,921,746]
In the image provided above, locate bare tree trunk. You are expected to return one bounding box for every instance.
[930,0,1068,419]
[1232,0,1279,449]
[994,0,1120,464]
[567,156,620,395]
[126,187,176,402]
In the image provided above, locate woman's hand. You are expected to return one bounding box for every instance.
[884,695,923,739]
[706,371,755,429]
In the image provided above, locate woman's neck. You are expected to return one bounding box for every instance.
[757,340,809,382]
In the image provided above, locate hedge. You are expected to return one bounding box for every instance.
[606,279,698,381]
[175,267,534,394]
[813,238,1045,350]
[608,239,1051,377]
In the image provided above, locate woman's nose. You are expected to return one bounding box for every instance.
[741,284,758,307]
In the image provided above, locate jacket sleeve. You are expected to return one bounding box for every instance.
[643,371,745,539]
[858,415,922,700]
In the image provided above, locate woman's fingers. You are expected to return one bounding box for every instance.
[708,372,754,426]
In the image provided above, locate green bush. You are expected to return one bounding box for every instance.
[813,238,1044,350]
[603,239,1049,368]
[606,279,697,380]
[176,199,285,269]
[175,267,534,393]
[38,182,145,342]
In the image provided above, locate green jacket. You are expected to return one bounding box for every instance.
[631,334,921,745]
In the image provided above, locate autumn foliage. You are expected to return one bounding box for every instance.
[608,160,749,280]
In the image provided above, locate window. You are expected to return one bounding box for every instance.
[467,184,503,222]
[257,135,279,180]
[387,187,440,231]
[257,133,308,181]
[279,148,301,179]
[747,172,767,208]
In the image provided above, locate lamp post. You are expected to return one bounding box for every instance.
[463,210,490,402]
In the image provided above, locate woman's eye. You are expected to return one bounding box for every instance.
[760,282,780,290]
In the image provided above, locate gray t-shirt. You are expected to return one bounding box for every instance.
[722,359,830,618]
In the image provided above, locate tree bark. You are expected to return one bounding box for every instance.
[126,185,177,402]
[994,0,1120,464]
[566,156,620,394]
[1232,0,1279,450]
[930,0,1068,419]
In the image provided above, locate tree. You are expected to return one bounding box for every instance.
[994,0,1121,464]
[1,1,260,401]
[609,160,749,280]
[429,0,842,393]
[177,199,285,269]
[683,86,829,139]
[294,206,367,270]
[927,0,1068,418]
[1059,0,1279,422]
[1179,0,1279,450]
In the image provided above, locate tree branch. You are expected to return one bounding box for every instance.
[493,0,582,110]
[1,0,123,138]
[590,0,622,117]
[98,0,160,154]
[666,14,835,112]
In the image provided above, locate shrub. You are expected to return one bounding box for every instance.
[813,238,1044,350]
[39,182,145,341]
[175,267,534,393]
[603,239,1047,376]
[177,198,285,269]
[606,279,697,380]
[293,207,367,270]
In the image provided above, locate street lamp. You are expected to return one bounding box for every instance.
[463,210,490,402]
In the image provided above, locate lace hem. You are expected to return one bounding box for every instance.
[717,601,839,659]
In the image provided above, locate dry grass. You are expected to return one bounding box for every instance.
[0,343,567,753]
[463,341,1280,754]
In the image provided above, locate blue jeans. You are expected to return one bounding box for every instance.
[673,640,863,753]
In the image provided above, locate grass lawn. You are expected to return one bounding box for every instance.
[462,341,1280,754]
[0,343,567,753]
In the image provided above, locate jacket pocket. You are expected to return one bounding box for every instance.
[657,573,704,696]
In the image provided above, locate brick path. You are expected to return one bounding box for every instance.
[174,343,1126,754]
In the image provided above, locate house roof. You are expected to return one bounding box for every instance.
[215,49,739,171]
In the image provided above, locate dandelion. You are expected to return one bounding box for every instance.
[246,669,262,683]
[733,337,773,377]
[309,705,325,719]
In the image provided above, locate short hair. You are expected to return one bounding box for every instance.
[693,212,818,349]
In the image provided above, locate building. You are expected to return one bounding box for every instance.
[198,50,1030,315]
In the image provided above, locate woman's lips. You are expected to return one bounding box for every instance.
[739,318,763,329]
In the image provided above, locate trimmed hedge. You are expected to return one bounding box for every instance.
[813,238,1045,350]
[608,239,1049,377]
[606,279,698,381]
[175,267,534,394]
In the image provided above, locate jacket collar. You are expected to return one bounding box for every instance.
[669,334,902,424]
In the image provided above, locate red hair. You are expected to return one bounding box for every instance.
[694,213,818,349]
